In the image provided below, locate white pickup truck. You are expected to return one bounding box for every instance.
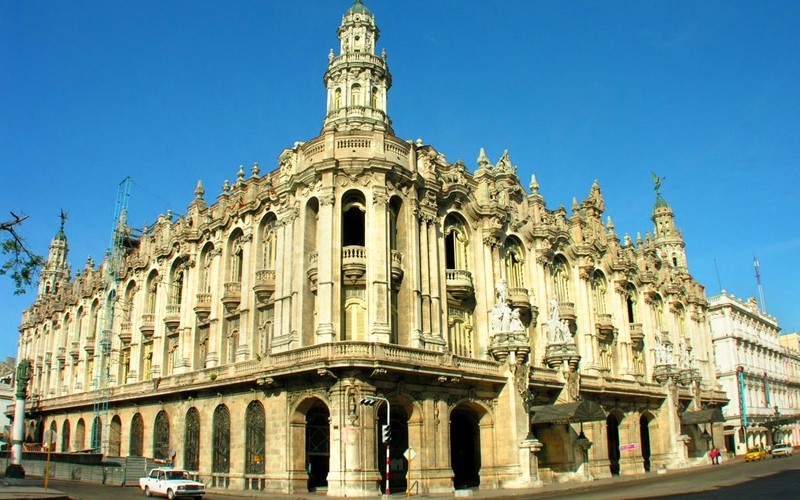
[139,467,205,499]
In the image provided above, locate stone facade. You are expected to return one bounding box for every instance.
[708,293,800,454]
[14,1,727,495]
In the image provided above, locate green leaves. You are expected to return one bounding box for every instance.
[0,213,44,295]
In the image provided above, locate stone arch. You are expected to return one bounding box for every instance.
[448,401,495,490]
[61,419,71,452]
[552,254,572,302]
[443,212,471,271]
[153,410,170,460]
[184,407,200,472]
[109,415,122,456]
[639,411,655,472]
[606,410,625,475]
[244,400,266,476]
[75,417,86,451]
[503,235,526,289]
[130,412,144,457]
[212,404,231,474]
[290,396,331,492]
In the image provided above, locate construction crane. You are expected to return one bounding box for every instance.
[91,177,132,454]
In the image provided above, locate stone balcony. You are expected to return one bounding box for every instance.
[194,293,212,321]
[559,301,577,322]
[56,346,66,363]
[445,269,474,302]
[254,269,276,304]
[629,323,644,349]
[69,341,80,360]
[342,246,367,282]
[140,313,155,338]
[307,252,319,291]
[164,304,181,330]
[119,321,132,344]
[508,287,531,310]
[221,282,242,313]
[84,336,95,355]
[595,313,615,343]
[390,250,404,285]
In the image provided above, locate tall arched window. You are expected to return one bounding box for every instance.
[130,413,144,457]
[90,416,101,451]
[245,401,266,474]
[199,246,213,294]
[170,263,184,306]
[444,215,469,270]
[153,410,170,460]
[371,86,379,108]
[553,256,571,302]
[343,288,366,341]
[212,405,231,473]
[342,194,366,247]
[61,419,71,452]
[626,285,638,323]
[448,309,473,357]
[184,408,200,471]
[145,273,158,314]
[75,418,86,451]
[229,233,244,283]
[334,88,342,109]
[592,271,608,315]
[351,84,362,106]
[651,294,664,330]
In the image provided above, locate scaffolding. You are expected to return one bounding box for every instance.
[91,177,132,454]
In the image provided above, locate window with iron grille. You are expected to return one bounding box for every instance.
[153,410,170,460]
[130,413,143,457]
[184,407,200,471]
[245,401,266,474]
[212,405,231,473]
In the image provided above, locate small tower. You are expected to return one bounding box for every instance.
[38,210,70,297]
[650,174,687,270]
[322,0,393,133]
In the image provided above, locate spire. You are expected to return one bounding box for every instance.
[322,1,393,133]
[38,211,70,297]
[649,173,688,269]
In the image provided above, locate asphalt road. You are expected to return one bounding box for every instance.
[19,453,800,500]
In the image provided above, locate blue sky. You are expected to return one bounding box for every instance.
[1,0,798,360]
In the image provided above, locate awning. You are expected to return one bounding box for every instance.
[680,407,725,425]
[530,400,606,424]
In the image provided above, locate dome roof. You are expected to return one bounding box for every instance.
[346,0,371,16]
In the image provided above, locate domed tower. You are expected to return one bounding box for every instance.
[322,0,393,133]
[38,211,70,297]
[650,174,687,271]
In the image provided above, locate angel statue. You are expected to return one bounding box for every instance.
[651,171,666,196]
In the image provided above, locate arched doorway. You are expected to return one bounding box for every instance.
[305,401,330,491]
[639,414,652,472]
[109,416,122,456]
[450,407,480,489]
[376,405,409,493]
[606,414,621,475]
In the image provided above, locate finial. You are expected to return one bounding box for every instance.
[223,180,230,193]
[237,164,245,183]
[195,180,205,200]
[529,174,539,193]
[477,147,491,168]
[571,197,580,213]
[381,47,387,60]
[329,48,334,62]
[251,162,260,178]
[651,171,666,196]
[636,232,643,245]
[624,233,633,246]
[59,209,68,230]
[606,216,615,234]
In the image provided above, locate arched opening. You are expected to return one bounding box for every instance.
[90,416,101,452]
[342,194,365,247]
[444,214,469,271]
[184,407,200,472]
[109,415,122,456]
[376,405,409,493]
[639,414,653,472]
[606,414,621,475]
[450,407,480,489]
[75,418,86,452]
[305,401,330,492]
[61,420,71,452]
[129,413,144,457]
[212,405,231,486]
[245,400,266,490]
[153,410,170,461]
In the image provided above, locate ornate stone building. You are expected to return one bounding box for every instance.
[16,1,726,495]
[708,293,800,454]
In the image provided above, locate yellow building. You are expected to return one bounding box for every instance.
[16,1,726,495]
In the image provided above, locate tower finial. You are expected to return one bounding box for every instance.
[651,171,666,196]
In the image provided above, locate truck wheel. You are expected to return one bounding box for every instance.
[145,486,152,497]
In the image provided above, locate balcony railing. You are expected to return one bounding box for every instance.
[342,246,367,281]
[254,269,276,303]
[222,282,242,312]
[307,252,319,291]
[194,293,212,321]
[629,323,644,349]
[164,304,181,330]
[445,269,474,302]
[390,250,404,284]
[140,313,155,338]
[119,321,132,344]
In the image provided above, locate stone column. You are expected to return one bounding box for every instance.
[6,359,32,481]
[368,187,391,343]
[315,189,336,343]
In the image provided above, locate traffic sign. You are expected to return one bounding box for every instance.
[403,447,417,461]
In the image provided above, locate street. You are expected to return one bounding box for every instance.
[8,454,800,500]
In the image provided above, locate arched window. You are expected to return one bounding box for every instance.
[351,84,362,106]
[675,303,687,336]
[343,288,366,341]
[61,420,71,452]
[592,271,608,315]
[75,418,86,451]
[342,194,366,247]
[109,416,122,456]
[229,233,244,283]
[448,309,473,357]
[245,401,266,474]
[651,294,664,330]
[212,405,231,473]
[626,285,638,323]
[199,246,213,293]
[90,416,101,451]
[145,273,158,314]
[334,88,342,110]
[153,410,170,460]
[553,256,571,302]
[184,408,200,472]
[371,86,379,108]
[444,215,469,270]
[123,281,136,321]
[170,264,184,306]
[130,413,144,457]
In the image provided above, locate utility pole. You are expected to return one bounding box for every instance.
[360,396,391,496]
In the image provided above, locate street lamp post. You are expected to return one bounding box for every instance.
[360,396,391,496]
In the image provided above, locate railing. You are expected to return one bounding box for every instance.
[384,138,410,157]
[330,52,385,67]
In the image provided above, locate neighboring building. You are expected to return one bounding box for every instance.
[708,293,800,454]
[15,1,726,495]
[0,358,15,449]
[779,332,800,352]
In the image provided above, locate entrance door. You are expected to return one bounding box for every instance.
[450,408,480,489]
[305,403,330,491]
[639,415,651,472]
[606,414,621,475]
